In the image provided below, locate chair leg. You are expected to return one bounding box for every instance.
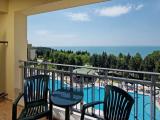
[49,103,52,120]
[46,114,52,120]
[80,108,85,120]
[80,114,85,120]
[49,114,52,120]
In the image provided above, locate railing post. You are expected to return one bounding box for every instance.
[21,61,26,93]
[92,76,95,114]
[61,72,64,89]
[69,66,73,91]
[132,73,138,120]
[29,62,33,76]
[69,66,73,114]
[135,83,138,120]
[150,75,156,120]
[80,76,84,110]
[104,70,108,86]
[44,63,47,75]
[52,71,55,92]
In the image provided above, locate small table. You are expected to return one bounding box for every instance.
[51,88,83,120]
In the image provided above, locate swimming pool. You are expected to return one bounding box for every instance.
[83,87,160,120]
[49,80,160,120]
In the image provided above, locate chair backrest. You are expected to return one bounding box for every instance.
[103,85,134,120]
[24,75,49,104]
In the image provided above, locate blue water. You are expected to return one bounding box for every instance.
[52,46,160,58]
[49,80,69,90]
[83,87,160,120]
[49,81,160,120]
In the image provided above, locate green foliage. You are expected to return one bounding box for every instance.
[143,51,160,72]
[155,61,160,72]
[35,47,160,73]
[129,53,142,71]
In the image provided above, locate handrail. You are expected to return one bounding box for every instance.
[19,60,160,76]
[0,41,8,44]
[20,65,160,86]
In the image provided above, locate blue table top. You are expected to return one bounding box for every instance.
[51,88,83,108]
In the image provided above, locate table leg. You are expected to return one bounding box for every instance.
[65,107,70,120]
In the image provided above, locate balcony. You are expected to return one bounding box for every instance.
[11,60,159,120]
[1,0,159,120]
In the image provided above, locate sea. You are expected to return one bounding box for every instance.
[52,46,160,58]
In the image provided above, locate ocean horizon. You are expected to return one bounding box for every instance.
[51,46,160,58]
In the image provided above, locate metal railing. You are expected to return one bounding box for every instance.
[20,60,160,120]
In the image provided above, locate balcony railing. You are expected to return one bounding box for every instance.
[20,60,160,120]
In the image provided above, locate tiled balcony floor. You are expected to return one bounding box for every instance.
[0,99,93,120]
[0,99,49,120]
[0,99,20,120]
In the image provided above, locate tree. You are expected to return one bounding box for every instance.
[68,54,76,65]
[101,52,108,68]
[108,54,117,68]
[129,53,142,71]
[117,53,126,69]
[143,56,155,72]
[76,55,83,65]
[34,47,160,73]
[90,54,98,67]
[155,61,160,73]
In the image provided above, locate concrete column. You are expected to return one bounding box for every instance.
[3,10,27,100]
[14,12,27,98]
[0,14,7,93]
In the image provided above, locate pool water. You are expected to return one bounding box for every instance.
[83,87,160,120]
[49,80,160,120]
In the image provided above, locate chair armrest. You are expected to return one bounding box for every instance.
[48,89,52,100]
[48,89,52,105]
[81,101,104,120]
[83,101,104,110]
[13,93,24,106]
[12,93,24,120]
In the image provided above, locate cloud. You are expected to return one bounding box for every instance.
[64,4,144,20]
[95,5,132,17]
[135,4,144,11]
[96,4,144,17]
[66,12,90,22]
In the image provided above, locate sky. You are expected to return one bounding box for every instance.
[27,0,160,47]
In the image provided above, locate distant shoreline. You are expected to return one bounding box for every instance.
[50,46,160,58]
